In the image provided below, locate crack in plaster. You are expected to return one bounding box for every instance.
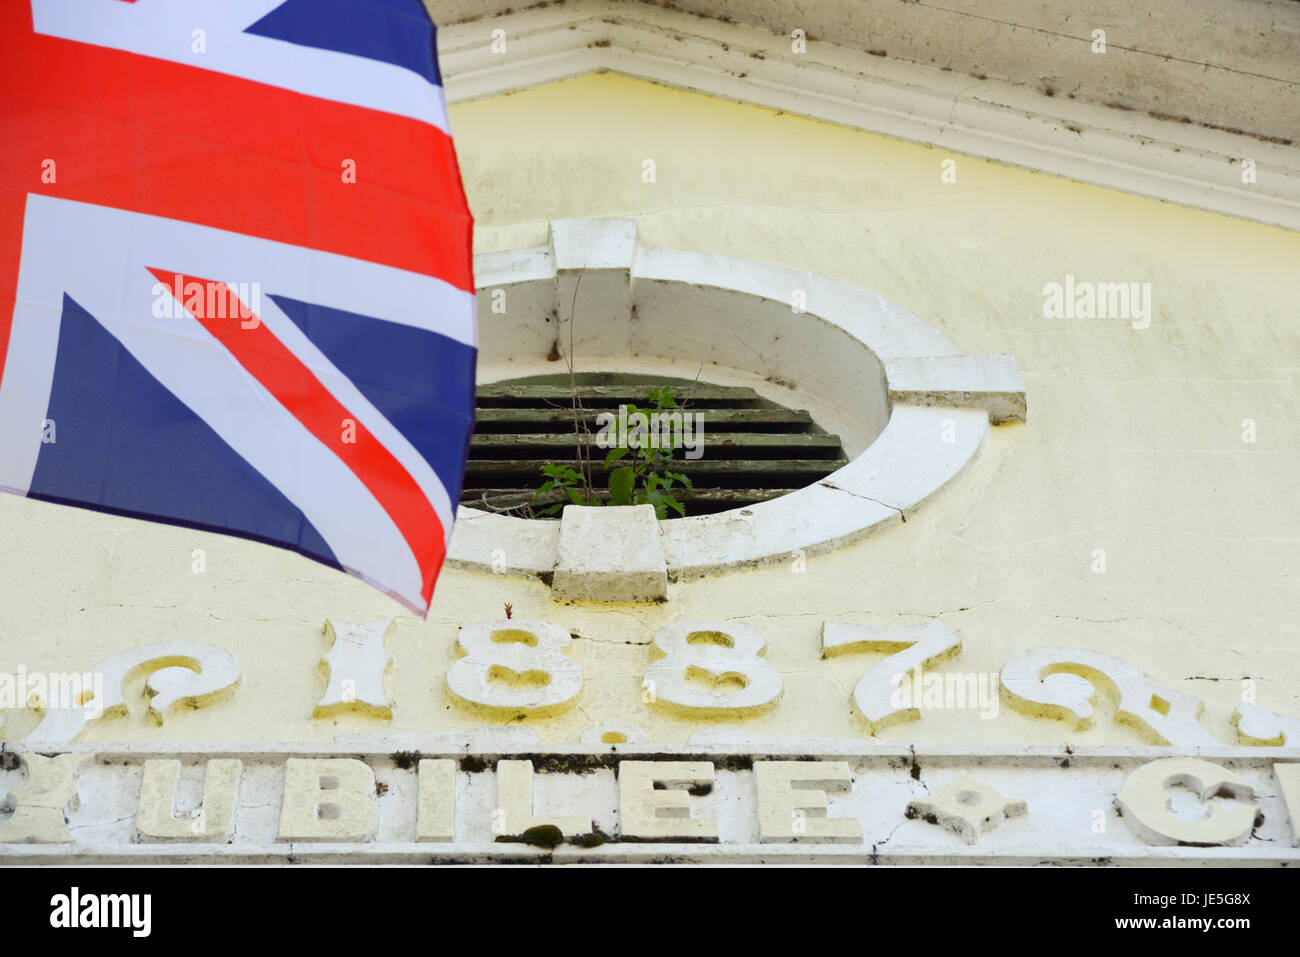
[818,481,907,522]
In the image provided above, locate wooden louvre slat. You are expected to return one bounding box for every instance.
[473,407,814,432]
[470,432,845,458]
[465,488,801,511]
[475,383,765,407]
[461,380,848,517]
[465,458,848,485]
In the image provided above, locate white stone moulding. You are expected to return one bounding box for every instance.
[1,740,1296,864]
[450,217,1025,595]
[436,1,1300,232]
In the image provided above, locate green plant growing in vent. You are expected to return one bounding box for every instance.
[605,385,695,519]
[532,463,601,516]
[533,385,693,519]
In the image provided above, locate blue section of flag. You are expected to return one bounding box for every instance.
[270,294,476,506]
[244,0,442,87]
[28,294,341,569]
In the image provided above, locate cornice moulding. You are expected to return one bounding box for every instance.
[437,1,1300,231]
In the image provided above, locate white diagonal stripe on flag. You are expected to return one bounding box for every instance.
[31,0,451,133]
[6,195,427,608]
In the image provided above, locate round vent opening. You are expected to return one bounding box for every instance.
[462,372,849,518]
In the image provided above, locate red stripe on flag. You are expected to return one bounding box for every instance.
[150,270,445,607]
[0,2,473,386]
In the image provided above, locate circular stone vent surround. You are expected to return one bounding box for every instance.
[449,218,1025,600]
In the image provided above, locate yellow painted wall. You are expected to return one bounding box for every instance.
[2,74,1296,747]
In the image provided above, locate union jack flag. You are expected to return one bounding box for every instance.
[0,0,476,617]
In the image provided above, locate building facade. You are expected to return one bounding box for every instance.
[2,0,1298,864]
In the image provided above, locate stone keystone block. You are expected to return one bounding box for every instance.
[884,353,1027,424]
[549,218,638,356]
[551,504,668,602]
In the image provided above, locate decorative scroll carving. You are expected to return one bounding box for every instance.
[1232,702,1300,747]
[14,642,241,746]
[1000,646,1218,746]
